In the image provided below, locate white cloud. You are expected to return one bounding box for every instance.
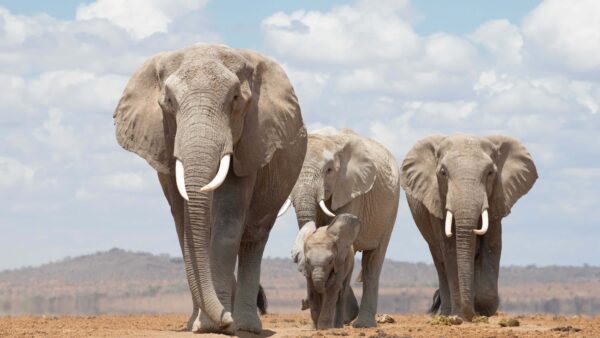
[33,109,82,159]
[262,5,421,65]
[0,7,52,45]
[262,4,478,101]
[75,0,208,40]
[101,172,151,192]
[470,19,523,66]
[522,0,600,75]
[0,157,35,190]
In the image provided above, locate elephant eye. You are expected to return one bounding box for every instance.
[325,167,333,174]
[233,95,238,101]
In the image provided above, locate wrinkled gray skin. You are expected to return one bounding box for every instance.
[114,45,306,334]
[289,128,400,328]
[299,214,360,329]
[400,134,537,321]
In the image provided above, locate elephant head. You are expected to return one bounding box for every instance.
[301,214,359,292]
[113,45,304,327]
[400,134,537,320]
[284,128,376,227]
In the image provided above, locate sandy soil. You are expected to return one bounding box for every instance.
[0,313,597,337]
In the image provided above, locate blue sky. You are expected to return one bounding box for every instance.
[1,0,599,270]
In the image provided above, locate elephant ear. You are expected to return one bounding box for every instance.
[486,135,538,219]
[327,213,361,248]
[291,221,317,277]
[233,49,306,177]
[331,130,377,211]
[113,52,177,174]
[400,135,446,219]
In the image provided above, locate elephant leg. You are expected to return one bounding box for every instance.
[428,245,451,315]
[318,285,340,329]
[157,173,199,330]
[197,172,255,333]
[234,236,269,333]
[309,284,322,329]
[335,276,352,328]
[353,233,390,328]
[474,220,502,316]
[342,283,359,324]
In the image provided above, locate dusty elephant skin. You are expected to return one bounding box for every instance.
[113,44,307,334]
[297,214,360,329]
[286,128,400,328]
[400,134,538,321]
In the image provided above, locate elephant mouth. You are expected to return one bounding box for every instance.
[444,209,489,237]
[174,154,231,201]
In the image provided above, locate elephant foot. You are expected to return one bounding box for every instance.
[194,311,236,335]
[186,308,199,331]
[234,311,262,334]
[352,315,377,328]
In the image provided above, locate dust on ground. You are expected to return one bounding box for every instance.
[0,313,597,337]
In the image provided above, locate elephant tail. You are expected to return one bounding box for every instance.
[257,284,268,315]
[428,288,441,314]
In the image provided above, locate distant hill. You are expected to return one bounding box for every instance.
[1,248,599,316]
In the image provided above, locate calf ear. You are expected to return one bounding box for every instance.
[327,214,361,248]
[291,221,316,277]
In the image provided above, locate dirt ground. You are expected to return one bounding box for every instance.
[0,313,598,338]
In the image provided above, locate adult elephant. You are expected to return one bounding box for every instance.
[400,134,537,321]
[282,128,400,328]
[113,44,307,333]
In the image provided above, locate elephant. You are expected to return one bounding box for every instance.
[294,214,360,329]
[113,44,307,333]
[282,127,400,328]
[400,134,537,321]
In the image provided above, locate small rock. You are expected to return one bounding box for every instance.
[448,315,463,325]
[498,318,520,327]
[376,314,396,324]
[430,315,462,326]
[551,326,582,332]
[472,315,489,324]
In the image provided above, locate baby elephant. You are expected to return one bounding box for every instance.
[295,214,360,329]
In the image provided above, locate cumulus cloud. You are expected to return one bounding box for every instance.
[522,0,600,76]
[75,0,208,40]
[470,20,523,66]
[0,157,35,190]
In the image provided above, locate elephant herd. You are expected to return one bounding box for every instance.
[113,44,538,333]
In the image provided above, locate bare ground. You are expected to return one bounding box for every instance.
[0,313,597,338]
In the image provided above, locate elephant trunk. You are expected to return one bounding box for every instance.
[176,102,233,328]
[311,267,327,294]
[292,169,325,227]
[453,194,482,321]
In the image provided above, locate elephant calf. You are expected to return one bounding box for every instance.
[294,214,360,330]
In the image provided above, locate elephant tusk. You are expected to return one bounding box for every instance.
[175,160,189,201]
[277,198,292,217]
[200,154,231,192]
[474,209,489,235]
[445,210,453,238]
[319,200,336,217]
